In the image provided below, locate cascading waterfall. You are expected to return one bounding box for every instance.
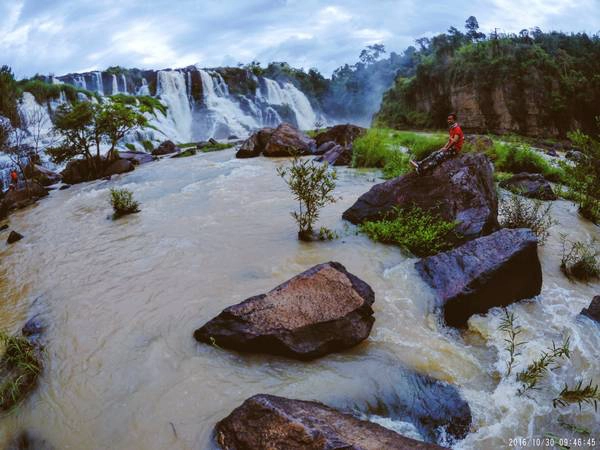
[260,78,318,130]
[95,71,104,95]
[156,70,193,143]
[197,69,259,139]
[111,74,119,95]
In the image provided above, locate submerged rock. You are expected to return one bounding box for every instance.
[215,394,447,450]
[343,153,499,245]
[314,141,337,156]
[581,296,600,324]
[314,144,352,166]
[499,173,557,200]
[194,262,375,360]
[59,184,71,190]
[152,140,180,156]
[7,230,24,244]
[416,228,541,327]
[5,431,54,450]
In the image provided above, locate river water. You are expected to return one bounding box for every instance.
[0,148,598,449]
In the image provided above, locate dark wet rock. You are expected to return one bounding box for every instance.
[24,163,61,187]
[581,296,600,324]
[194,262,375,360]
[545,148,559,157]
[61,157,110,184]
[7,231,24,244]
[499,172,557,200]
[228,134,239,140]
[263,123,316,157]
[1,182,49,213]
[416,228,541,327]
[22,316,45,338]
[314,141,337,156]
[103,159,134,177]
[314,124,366,149]
[59,184,71,190]
[209,138,218,145]
[215,394,447,450]
[118,150,153,165]
[343,153,499,246]
[565,150,585,163]
[152,140,180,156]
[5,431,54,450]
[236,128,275,158]
[314,144,352,166]
[0,224,8,231]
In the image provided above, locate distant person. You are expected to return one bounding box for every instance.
[411,113,464,175]
[9,168,18,190]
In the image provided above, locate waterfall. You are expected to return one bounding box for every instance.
[94,71,104,95]
[111,74,119,95]
[73,75,86,89]
[137,78,150,96]
[156,70,193,143]
[197,69,259,139]
[260,78,317,130]
[120,74,128,94]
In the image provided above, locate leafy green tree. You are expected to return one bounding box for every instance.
[98,101,147,159]
[0,66,20,125]
[465,16,486,42]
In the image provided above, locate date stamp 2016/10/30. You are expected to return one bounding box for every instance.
[508,437,597,448]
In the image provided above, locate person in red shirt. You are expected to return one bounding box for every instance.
[411,113,464,175]
[9,168,18,190]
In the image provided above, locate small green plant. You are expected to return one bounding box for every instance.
[202,142,235,152]
[499,192,555,244]
[318,226,338,241]
[359,207,458,257]
[498,308,525,376]
[109,188,140,218]
[125,143,136,151]
[277,156,337,241]
[0,331,42,411]
[553,380,600,411]
[142,140,154,152]
[560,235,600,281]
[516,336,571,396]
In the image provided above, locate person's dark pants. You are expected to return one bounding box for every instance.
[417,147,457,173]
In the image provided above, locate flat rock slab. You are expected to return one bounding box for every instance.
[499,172,557,200]
[416,228,541,327]
[215,394,447,450]
[194,262,375,360]
[581,296,600,324]
[343,153,499,245]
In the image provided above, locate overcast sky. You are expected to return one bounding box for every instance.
[1,0,599,79]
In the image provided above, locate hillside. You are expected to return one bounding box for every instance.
[374,21,600,137]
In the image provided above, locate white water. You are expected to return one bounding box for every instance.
[95,71,104,96]
[156,71,193,143]
[260,78,318,130]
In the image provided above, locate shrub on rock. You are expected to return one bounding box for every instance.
[109,188,140,219]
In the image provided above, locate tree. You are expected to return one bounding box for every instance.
[98,101,147,159]
[465,16,486,42]
[277,156,337,241]
[0,120,34,192]
[359,44,386,65]
[0,66,20,125]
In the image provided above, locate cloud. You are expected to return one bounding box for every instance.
[2,0,599,79]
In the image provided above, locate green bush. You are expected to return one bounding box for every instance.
[359,207,458,257]
[202,142,235,152]
[560,235,600,281]
[125,143,135,151]
[277,156,337,240]
[499,192,554,244]
[0,331,42,411]
[142,140,154,152]
[110,188,140,218]
[485,142,563,181]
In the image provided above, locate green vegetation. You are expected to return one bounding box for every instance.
[0,66,20,125]
[359,207,458,257]
[110,94,167,116]
[560,235,600,281]
[202,142,235,152]
[110,188,140,218]
[277,156,337,241]
[554,380,600,411]
[483,141,563,181]
[172,149,196,158]
[125,143,135,151]
[318,226,338,241]
[562,128,600,224]
[498,309,525,376]
[499,192,554,244]
[516,337,571,396]
[375,18,600,136]
[0,331,42,411]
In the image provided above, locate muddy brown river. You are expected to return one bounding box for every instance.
[0,148,599,449]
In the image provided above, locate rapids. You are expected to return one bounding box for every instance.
[0,149,599,449]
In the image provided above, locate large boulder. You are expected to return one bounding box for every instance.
[1,183,49,213]
[24,163,61,187]
[194,262,375,360]
[415,228,542,327]
[152,140,180,156]
[314,124,366,148]
[61,158,106,184]
[263,123,316,157]
[343,153,499,244]
[215,394,446,450]
[236,128,275,158]
[103,159,134,177]
[581,296,600,324]
[499,173,557,200]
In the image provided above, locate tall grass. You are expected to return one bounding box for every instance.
[482,141,563,181]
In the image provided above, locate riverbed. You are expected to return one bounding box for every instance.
[0,148,599,449]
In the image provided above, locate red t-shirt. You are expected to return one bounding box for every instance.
[449,124,464,151]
